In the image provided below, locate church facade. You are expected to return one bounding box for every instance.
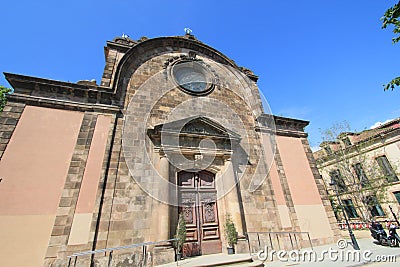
[0,34,339,266]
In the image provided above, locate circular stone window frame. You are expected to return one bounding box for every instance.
[169,58,217,96]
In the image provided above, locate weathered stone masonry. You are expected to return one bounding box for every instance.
[0,34,339,267]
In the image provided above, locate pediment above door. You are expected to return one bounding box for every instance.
[147,116,240,154]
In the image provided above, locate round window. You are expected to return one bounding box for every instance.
[172,61,213,95]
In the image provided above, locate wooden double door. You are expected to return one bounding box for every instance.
[178,170,222,256]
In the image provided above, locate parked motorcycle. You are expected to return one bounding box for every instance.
[388,224,400,247]
[370,221,389,245]
[370,221,400,247]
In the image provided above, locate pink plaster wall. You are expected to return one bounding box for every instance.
[262,134,286,205]
[0,106,83,215]
[75,115,111,214]
[276,136,322,205]
[268,161,286,205]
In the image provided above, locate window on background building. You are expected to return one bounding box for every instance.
[342,199,359,219]
[329,169,347,193]
[324,146,332,155]
[393,191,400,204]
[329,198,340,221]
[343,137,352,147]
[376,156,399,183]
[364,195,385,217]
[353,163,370,187]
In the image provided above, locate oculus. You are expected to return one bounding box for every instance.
[172,61,214,95]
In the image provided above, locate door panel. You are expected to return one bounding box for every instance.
[201,202,220,240]
[181,201,197,242]
[178,171,222,256]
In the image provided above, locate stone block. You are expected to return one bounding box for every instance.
[49,235,68,246]
[51,226,66,236]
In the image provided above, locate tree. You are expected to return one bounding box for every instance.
[224,214,237,249]
[0,85,11,112]
[174,213,187,256]
[316,122,392,222]
[381,1,400,90]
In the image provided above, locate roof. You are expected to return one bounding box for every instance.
[107,34,259,86]
[314,118,400,160]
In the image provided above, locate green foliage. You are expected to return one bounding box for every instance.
[319,121,351,143]
[174,213,187,253]
[224,214,237,248]
[384,76,400,91]
[381,1,400,90]
[0,85,11,112]
[381,1,400,44]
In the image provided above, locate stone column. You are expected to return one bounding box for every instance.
[157,155,170,241]
[222,159,244,236]
[152,155,175,267]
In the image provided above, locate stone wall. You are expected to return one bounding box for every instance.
[1,35,338,266]
[0,101,25,160]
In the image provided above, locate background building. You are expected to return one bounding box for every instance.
[0,34,338,266]
[314,119,400,226]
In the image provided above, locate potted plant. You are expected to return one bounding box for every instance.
[174,213,187,260]
[224,214,238,254]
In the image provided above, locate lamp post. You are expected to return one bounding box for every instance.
[389,205,400,225]
[330,179,360,250]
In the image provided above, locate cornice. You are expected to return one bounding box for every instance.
[4,72,120,113]
[315,130,400,167]
[256,114,309,138]
[111,36,258,99]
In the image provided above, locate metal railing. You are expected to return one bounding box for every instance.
[67,238,178,267]
[246,231,313,259]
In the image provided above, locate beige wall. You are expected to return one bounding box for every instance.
[294,205,333,239]
[276,136,333,239]
[385,142,400,172]
[0,215,55,267]
[0,106,83,267]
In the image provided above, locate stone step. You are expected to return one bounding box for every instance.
[221,260,265,267]
[156,253,264,267]
[190,257,254,267]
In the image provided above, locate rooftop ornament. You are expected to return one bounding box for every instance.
[184,28,193,35]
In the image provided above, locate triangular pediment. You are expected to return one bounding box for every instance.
[151,116,240,140]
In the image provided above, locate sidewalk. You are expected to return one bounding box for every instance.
[157,253,259,267]
[263,237,400,267]
[157,237,400,267]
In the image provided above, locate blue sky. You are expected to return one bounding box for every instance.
[1,0,399,149]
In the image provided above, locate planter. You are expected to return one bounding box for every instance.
[176,253,183,261]
[224,214,237,255]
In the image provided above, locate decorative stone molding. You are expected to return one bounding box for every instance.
[162,53,221,96]
[163,54,202,69]
[4,72,120,114]
[112,36,257,96]
[239,66,258,82]
[256,114,309,138]
[148,116,240,161]
[106,37,138,52]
